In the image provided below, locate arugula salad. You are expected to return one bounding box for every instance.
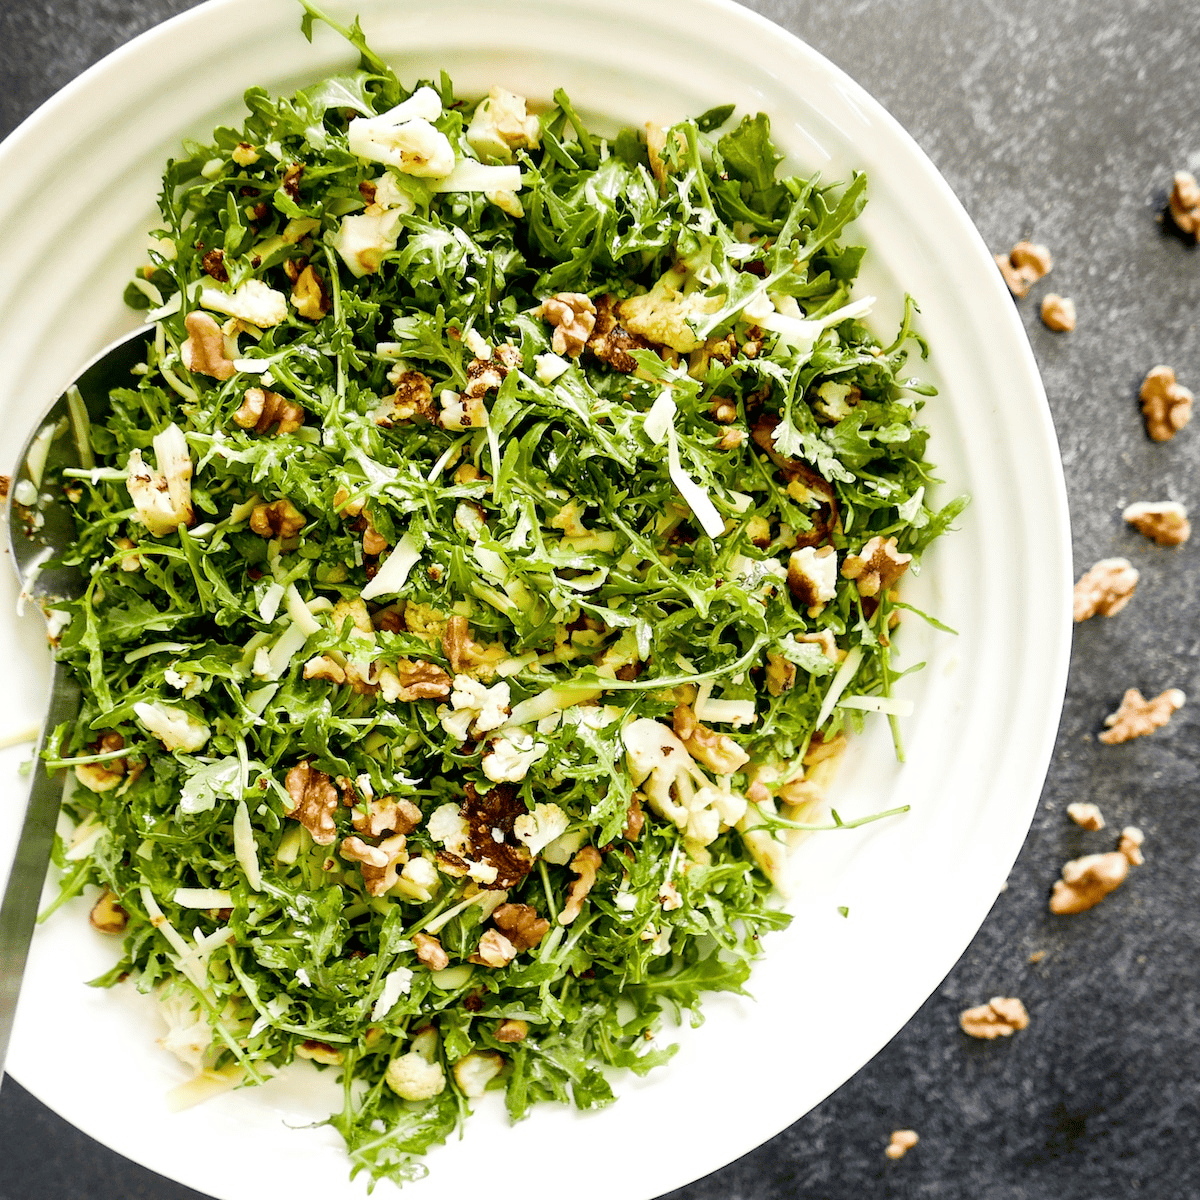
[45,4,963,1186]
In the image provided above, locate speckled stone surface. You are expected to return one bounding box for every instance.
[1,1,1198,1197]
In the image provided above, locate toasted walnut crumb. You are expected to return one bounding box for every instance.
[250,498,306,539]
[1040,294,1076,332]
[1072,557,1139,622]
[1050,850,1130,913]
[539,292,596,357]
[413,932,449,971]
[1066,802,1106,831]
[840,534,912,598]
[1168,170,1200,237]
[1119,825,1145,866]
[495,1018,529,1043]
[558,845,601,926]
[381,659,452,702]
[492,903,550,952]
[622,794,645,841]
[1139,365,1193,442]
[181,310,237,380]
[283,762,340,845]
[885,1130,919,1161]
[1029,949,1047,964]
[1098,686,1185,744]
[959,996,1030,1039]
[471,928,517,968]
[1122,500,1190,546]
[295,1040,344,1066]
[995,240,1053,298]
[232,386,305,435]
[89,889,128,934]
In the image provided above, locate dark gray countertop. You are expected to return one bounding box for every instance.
[1,1,1198,1197]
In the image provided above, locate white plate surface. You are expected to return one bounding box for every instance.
[0,1,1072,1197]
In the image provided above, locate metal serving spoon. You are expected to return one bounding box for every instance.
[0,327,151,1081]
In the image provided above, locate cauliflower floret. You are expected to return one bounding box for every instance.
[330,208,405,278]
[513,802,570,857]
[349,90,455,177]
[617,269,721,353]
[133,701,210,753]
[199,279,288,328]
[384,1050,446,1101]
[452,1050,504,1098]
[482,732,548,783]
[466,87,541,160]
[427,802,471,856]
[125,423,194,537]
[439,675,511,741]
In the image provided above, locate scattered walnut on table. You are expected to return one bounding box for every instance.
[1139,365,1193,442]
[1122,500,1190,546]
[1118,825,1145,866]
[1049,850,1131,913]
[232,386,305,435]
[1098,686,1185,744]
[250,498,306,539]
[1167,170,1200,238]
[283,762,340,846]
[994,240,1053,298]
[885,1129,919,1160]
[538,292,596,357]
[959,996,1030,1039]
[1040,293,1076,332]
[1072,557,1139,622]
[1066,801,1106,831]
[841,534,912,598]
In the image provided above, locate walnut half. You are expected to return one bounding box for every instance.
[1122,500,1190,546]
[233,387,305,435]
[1072,557,1138,622]
[1098,686,1185,745]
[539,293,596,358]
[959,996,1029,1039]
[1139,365,1193,443]
[283,762,339,845]
[1167,170,1200,238]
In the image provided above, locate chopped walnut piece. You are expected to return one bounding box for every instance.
[840,535,912,598]
[1072,557,1139,621]
[250,498,306,539]
[295,1040,344,1066]
[994,240,1053,298]
[413,932,450,971]
[558,845,601,926]
[1098,686,1185,745]
[765,651,796,697]
[232,386,305,435]
[351,796,422,838]
[75,731,135,794]
[492,903,550,952]
[283,762,340,845]
[382,659,452,702]
[1040,294,1076,332]
[959,996,1030,1039]
[362,514,388,557]
[670,704,750,775]
[340,835,391,871]
[1119,825,1145,866]
[181,310,237,380]
[375,370,437,425]
[441,615,505,679]
[89,889,128,934]
[540,292,596,357]
[1168,170,1200,237]
[291,265,329,320]
[1066,802,1105,831]
[885,1129,919,1161]
[1050,850,1130,914]
[1122,500,1190,546]
[1139,365,1193,442]
[303,655,347,685]
[471,928,518,968]
[495,1018,529,1043]
[282,161,304,199]
[579,296,653,374]
[622,794,645,842]
[355,833,409,896]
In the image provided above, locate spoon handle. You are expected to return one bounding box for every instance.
[0,662,81,1084]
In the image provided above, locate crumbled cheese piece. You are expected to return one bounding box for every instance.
[133,701,210,753]
[330,208,405,278]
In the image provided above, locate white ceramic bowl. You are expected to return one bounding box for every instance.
[0,2,1072,1197]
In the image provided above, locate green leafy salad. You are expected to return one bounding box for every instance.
[44,4,964,1187]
